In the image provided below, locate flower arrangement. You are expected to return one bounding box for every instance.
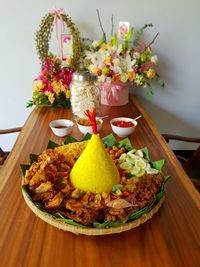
[27,55,73,108]
[27,9,85,108]
[84,13,164,99]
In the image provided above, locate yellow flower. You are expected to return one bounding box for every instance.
[65,89,70,99]
[48,94,55,104]
[103,57,111,64]
[101,43,112,51]
[128,72,135,81]
[146,47,152,54]
[147,69,155,79]
[33,80,44,91]
[45,91,55,104]
[91,66,99,74]
[52,81,66,96]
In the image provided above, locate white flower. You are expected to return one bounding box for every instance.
[112,58,122,74]
[92,40,101,49]
[110,45,118,53]
[117,44,123,55]
[113,58,120,65]
[151,55,158,64]
[125,54,136,72]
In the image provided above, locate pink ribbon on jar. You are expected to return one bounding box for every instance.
[49,8,65,58]
[101,82,126,105]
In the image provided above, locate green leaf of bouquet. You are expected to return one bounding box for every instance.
[125,27,134,42]
[118,137,132,151]
[81,132,92,141]
[26,100,34,108]
[112,184,123,192]
[134,23,153,46]
[63,136,77,144]
[47,140,59,149]
[20,164,30,176]
[57,91,71,108]
[141,147,150,161]
[101,33,106,44]
[102,134,117,147]
[146,86,154,101]
[29,154,38,164]
[111,33,118,46]
[158,79,165,88]
[151,159,165,172]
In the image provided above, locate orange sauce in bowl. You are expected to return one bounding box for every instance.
[77,118,101,126]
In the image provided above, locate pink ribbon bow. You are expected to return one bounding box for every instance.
[101,82,123,105]
[49,8,65,58]
[50,8,64,17]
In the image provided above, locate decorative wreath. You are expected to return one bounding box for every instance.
[27,9,86,109]
[35,8,85,69]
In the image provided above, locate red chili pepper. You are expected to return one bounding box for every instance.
[89,194,95,201]
[85,107,97,134]
[111,195,118,200]
[123,191,130,196]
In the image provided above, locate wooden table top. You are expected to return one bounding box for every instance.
[0,95,200,267]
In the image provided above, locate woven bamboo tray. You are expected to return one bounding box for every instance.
[22,186,165,236]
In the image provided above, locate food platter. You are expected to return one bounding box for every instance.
[22,187,165,235]
[21,134,169,235]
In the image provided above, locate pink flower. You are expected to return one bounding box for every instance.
[135,43,145,54]
[133,52,140,59]
[140,62,155,72]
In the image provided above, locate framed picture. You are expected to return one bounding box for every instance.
[118,21,130,40]
[61,34,73,60]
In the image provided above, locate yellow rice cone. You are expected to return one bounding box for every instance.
[70,134,120,193]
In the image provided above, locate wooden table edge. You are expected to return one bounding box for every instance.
[0,107,40,191]
[130,95,200,208]
[1,98,199,209]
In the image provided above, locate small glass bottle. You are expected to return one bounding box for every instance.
[70,72,99,117]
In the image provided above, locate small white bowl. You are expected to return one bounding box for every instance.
[110,117,138,137]
[49,119,74,137]
[77,118,103,135]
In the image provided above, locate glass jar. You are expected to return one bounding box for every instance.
[70,72,99,118]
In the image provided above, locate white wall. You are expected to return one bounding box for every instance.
[0,0,200,151]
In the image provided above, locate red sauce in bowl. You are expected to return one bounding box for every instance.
[113,120,134,128]
[54,125,68,129]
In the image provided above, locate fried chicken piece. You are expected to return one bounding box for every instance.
[34,181,53,194]
[32,191,55,202]
[45,192,64,210]
[126,173,163,209]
